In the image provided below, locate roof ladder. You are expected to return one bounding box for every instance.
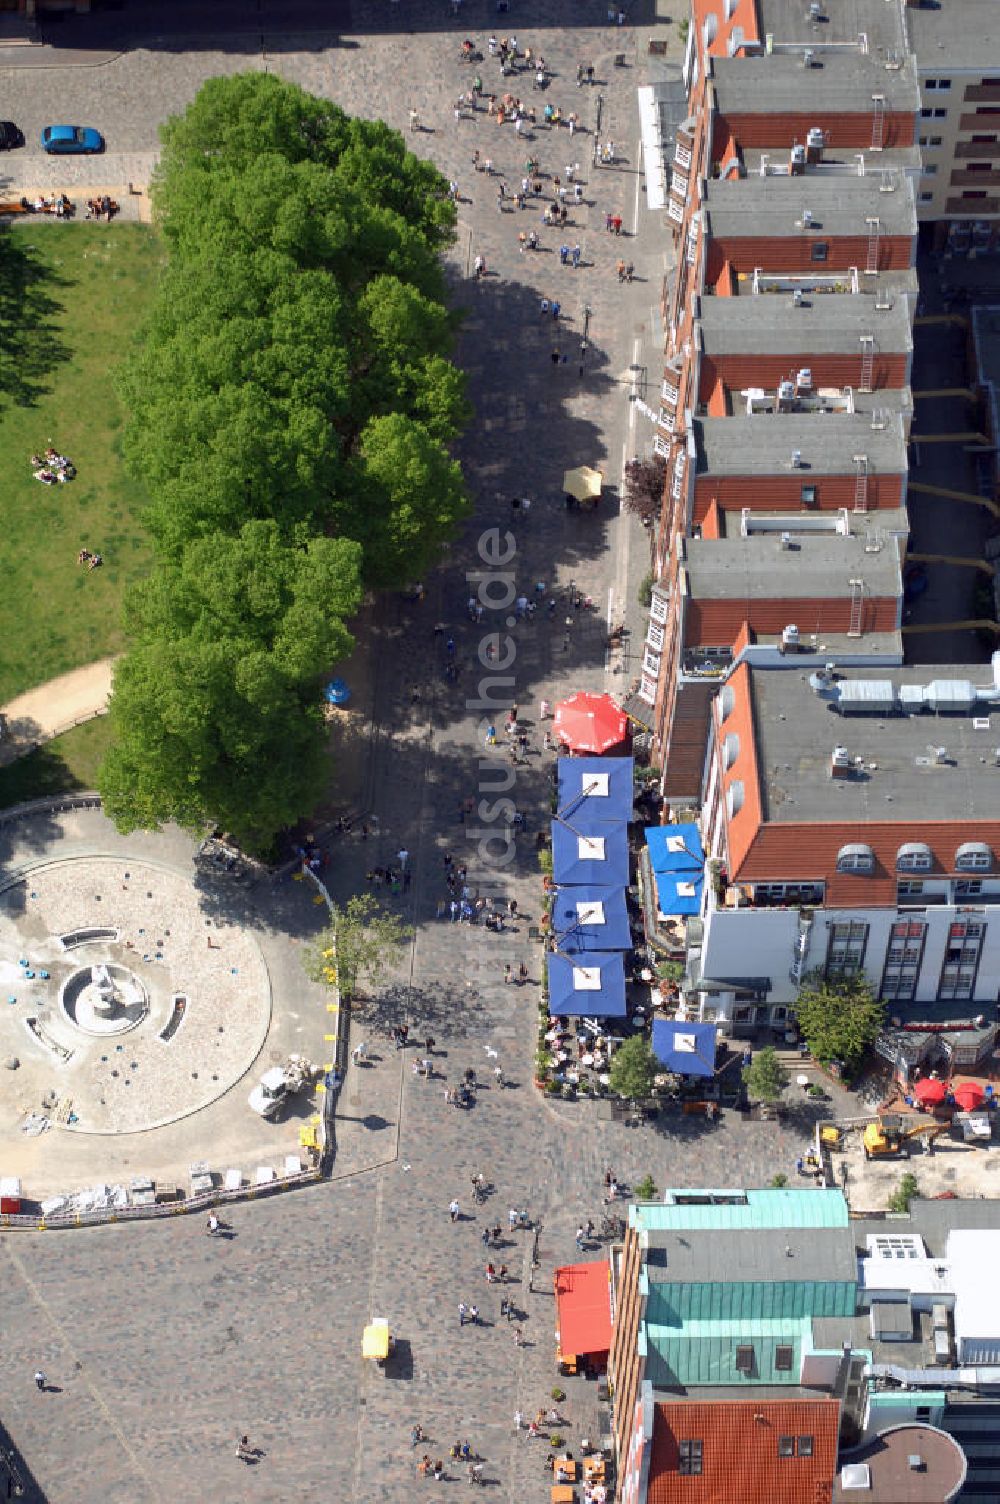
[859,333,875,393]
[871,93,886,151]
[848,577,864,638]
[865,216,881,275]
[789,911,814,986]
[853,453,870,513]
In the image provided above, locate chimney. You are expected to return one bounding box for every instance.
[777,380,795,411]
[831,745,851,778]
[790,143,806,176]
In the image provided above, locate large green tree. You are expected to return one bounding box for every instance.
[794,972,886,1075]
[609,1036,659,1101]
[102,73,470,847]
[305,894,413,1001]
[742,1046,789,1104]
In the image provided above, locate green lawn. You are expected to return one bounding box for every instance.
[0,222,162,703]
[0,716,112,810]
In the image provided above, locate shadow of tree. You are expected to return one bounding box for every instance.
[0,226,70,407]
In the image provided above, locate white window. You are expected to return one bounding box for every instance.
[897,843,932,873]
[837,844,875,875]
[726,780,744,818]
[955,842,992,873]
[722,733,740,771]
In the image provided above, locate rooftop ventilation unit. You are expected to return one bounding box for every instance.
[793,288,804,307]
[780,531,793,549]
[802,208,814,227]
[809,0,823,19]
[781,623,800,650]
[790,450,802,468]
[806,126,825,164]
[777,380,795,410]
[802,48,815,68]
[908,1455,925,1473]
[795,368,813,391]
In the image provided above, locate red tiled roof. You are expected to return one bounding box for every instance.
[647,1397,839,1504]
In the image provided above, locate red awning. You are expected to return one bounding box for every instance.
[553,693,629,756]
[914,1077,948,1107]
[554,1260,612,1359]
[953,1081,985,1112]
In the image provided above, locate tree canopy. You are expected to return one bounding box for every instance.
[304,894,413,1001]
[101,74,470,849]
[742,1046,789,1103]
[609,1036,658,1101]
[794,972,886,1075]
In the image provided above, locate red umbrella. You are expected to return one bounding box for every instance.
[553,692,629,756]
[914,1077,948,1107]
[953,1081,985,1112]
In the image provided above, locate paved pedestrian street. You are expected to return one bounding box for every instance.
[0,6,825,1502]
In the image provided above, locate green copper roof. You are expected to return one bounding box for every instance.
[645,1316,814,1387]
[647,1279,855,1325]
[631,1188,849,1233]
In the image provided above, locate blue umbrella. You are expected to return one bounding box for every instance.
[324,678,351,706]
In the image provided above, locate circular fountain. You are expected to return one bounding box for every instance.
[59,963,148,1037]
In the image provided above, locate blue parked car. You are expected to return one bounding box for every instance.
[41,125,104,155]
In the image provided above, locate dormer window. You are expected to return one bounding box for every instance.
[837,844,874,875]
[726,780,745,818]
[955,842,992,873]
[896,843,932,874]
[722,733,740,771]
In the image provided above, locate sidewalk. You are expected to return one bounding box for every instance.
[0,656,116,765]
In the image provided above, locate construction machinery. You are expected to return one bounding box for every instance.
[863,1115,949,1160]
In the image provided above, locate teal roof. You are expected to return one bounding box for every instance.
[632,1188,849,1233]
[647,1280,855,1325]
[645,1316,813,1387]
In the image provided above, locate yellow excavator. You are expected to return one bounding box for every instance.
[863,1115,950,1160]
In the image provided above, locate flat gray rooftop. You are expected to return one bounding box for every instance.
[752,663,1000,823]
[741,147,922,179]
[907,0,1000,74]
[750,627,904,660]
[710,52,920,117]
[682,527,902,600]
[758,0,907,57]
[695,411,908,475]
[703,176,917,241]
[698,295,913,356]
[855,1197,1000,1259]
[646,1225,857,1285]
